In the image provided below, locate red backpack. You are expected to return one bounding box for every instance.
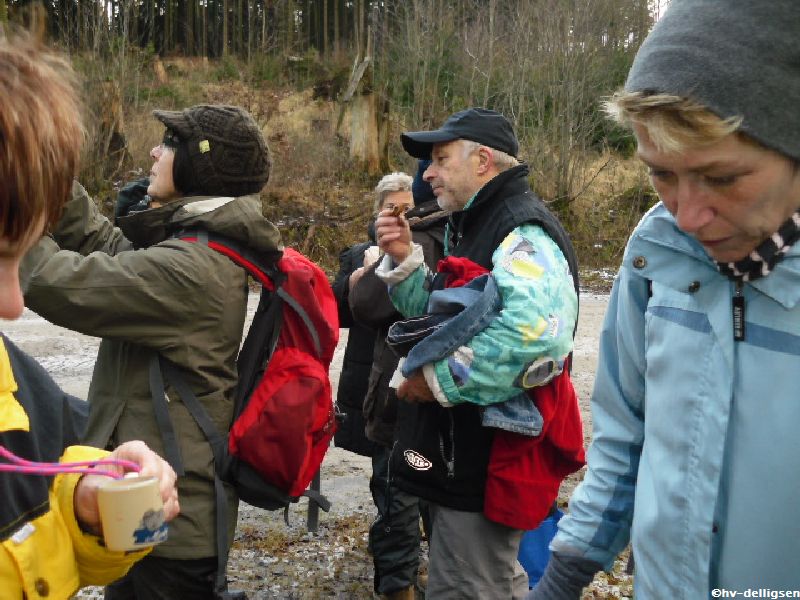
[225,245,339,499]
[150,235,339,598]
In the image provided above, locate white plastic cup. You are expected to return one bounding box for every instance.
[363,245,381,267]
[97,475,168,552]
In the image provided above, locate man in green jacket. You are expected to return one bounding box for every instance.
[22,105,282,599]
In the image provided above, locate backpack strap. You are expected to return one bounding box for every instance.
[152,355,240,599]
[302,487,332,512]
[234,285,282,417]
[148,357,185,476]
[275,287,323,358]
[177,229,283,288]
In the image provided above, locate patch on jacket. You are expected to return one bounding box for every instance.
[404,449,432,471]
[515,356,562,389]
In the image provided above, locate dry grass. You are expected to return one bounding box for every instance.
[565,153,656,268]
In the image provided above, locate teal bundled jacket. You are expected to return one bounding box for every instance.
[554,203,800,597]
[381,224,577,407]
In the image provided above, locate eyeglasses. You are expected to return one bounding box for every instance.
[162,129,181,148]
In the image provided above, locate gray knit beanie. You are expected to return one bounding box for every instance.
[625,0,800,161]
[153,104,271,197]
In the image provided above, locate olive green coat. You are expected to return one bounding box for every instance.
[21,182,282,559]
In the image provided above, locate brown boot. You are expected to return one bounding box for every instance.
[383,585,415,600]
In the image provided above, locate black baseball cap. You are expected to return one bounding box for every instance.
[401,107,519,159]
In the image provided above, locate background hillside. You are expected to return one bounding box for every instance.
[3,0,670,277]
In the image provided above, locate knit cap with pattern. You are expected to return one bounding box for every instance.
[153,104,271,197]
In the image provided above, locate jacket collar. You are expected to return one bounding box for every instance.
[116,194,260,249]
[450,164,530,243]
[464,164,530,214]
[630,203,800,309]
[0,336,28,433]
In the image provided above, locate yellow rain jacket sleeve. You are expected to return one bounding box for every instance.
[1,336,149,599]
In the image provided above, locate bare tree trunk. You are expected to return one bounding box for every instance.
[361,0,366,49]
[130,0,139,46]
[261,0,267,52]
[347,60,381,176]
[333,0,339,56]
[186,0,194,55]
[350,94,381,175]
[203,1,208,57]
[237,0,244,56]
[323,0,328,55]
[247,0,253,61]
[304,0,311,51]
[483,0,495,106]
[149,0,155,51]
[222,0,229,56]
[162,0,170,55]
[285,0,294,54]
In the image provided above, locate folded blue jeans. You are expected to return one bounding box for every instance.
[387,274,543,436]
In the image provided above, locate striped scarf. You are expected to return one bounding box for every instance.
[716,210,800,282]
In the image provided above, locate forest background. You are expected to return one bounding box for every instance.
[3,0,670,282]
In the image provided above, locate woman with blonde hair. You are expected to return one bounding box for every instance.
[530,1,800,598]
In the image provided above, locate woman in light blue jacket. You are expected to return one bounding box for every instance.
[529,1,800,598]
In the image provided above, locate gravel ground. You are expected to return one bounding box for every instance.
[4,283,632,599]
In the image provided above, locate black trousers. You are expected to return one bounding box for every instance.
[104,555,218,600]
[369,445,427,595]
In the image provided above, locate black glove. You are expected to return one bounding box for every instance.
[525,552,603,600]
[114,177,151,220]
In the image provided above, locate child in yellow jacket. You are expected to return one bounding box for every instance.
[0,35,180,600]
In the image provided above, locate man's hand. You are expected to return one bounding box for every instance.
[375,209,413,264]
[397,371,436,403]
[74,440,180,535]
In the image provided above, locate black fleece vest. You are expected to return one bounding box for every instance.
[448,165,579,295]
[391,165,579,512]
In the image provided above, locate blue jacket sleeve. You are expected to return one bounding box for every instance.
[551,262,648,569]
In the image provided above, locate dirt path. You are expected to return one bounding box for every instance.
[4,292,629,599]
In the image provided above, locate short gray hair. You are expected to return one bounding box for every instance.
[373,171,413,213]
[461,140,519,172]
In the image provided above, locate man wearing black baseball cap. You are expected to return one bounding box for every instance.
[374,109,582,598]
[401,107,519,161]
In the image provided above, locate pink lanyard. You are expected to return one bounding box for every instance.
[0,444,140,480]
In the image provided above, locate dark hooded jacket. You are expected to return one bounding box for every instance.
[20,181,282,559]
[332,229,379,457]
[349,202,447,447]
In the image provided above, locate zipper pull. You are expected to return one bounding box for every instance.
[732,280,745,342]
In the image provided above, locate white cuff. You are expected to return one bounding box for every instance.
[375,243,425,285]
[423,363,453,407]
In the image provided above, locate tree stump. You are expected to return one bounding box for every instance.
[337,57,387,177]
[154,57,169,85]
